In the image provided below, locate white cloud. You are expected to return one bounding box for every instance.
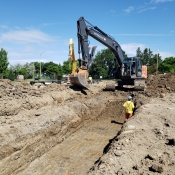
[0,29,55,45]
[109,9,116,13]
[138,7,156,13]
[0,25,9,29]
[106,9,117,16]
[121,43,146,56]
[158,51,175,59]
[111,33,175,36]
[124,6,134,13]
[151,0,175,3]
[0,28,69,65]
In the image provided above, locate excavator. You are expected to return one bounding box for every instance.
[69,17,147,90]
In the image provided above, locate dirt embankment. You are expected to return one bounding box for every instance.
[0,73,175,175]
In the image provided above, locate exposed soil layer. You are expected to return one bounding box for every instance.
[15,101,125,175]
[0,73,175,175]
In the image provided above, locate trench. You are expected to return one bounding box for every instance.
[16,100,125,175]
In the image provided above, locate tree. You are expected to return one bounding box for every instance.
[57,63,63,80]
[42,61,63,80]
[159,57,175,73]
[136,47,163,74]
[7,69,16,81]
[16,68,28,79]
[62,60,72,75]
[136,48,154,66]
[89,48,127,79]
[136,47,142,58]
[33,62,44,75]
[0,48,9,78]
[43,62,57,75]
[23,62,35,79]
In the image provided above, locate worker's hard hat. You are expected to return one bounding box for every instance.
[128,96,132,100]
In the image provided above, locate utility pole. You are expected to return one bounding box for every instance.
[40,52,45,79]
[33,63,35,79]
[157,48,159,74]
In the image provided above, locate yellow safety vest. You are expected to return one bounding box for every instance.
[123,101,134,114]
[88,77,92,80]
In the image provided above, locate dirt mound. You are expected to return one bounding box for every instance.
[0,80,68,116]
[146,73,175,93]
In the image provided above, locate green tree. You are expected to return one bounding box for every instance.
[147,53,162,74]
[136,48,154,66]
[16,68,28,79]
[0,48,9,78]
[159,57,175,73]
[57,63,63,80]
[89,48,127,79]
[24,62,35,79]
[33,62,44,75]
[62,60,72,74]
[136,47,142,58]
[43,62,58,75]
[42,61,63,80]
[7,69,16,81]
[136,47,163,74]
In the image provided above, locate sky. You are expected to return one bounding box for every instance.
[0,0,175,66]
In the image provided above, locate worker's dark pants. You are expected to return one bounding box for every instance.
[125,113,132,119]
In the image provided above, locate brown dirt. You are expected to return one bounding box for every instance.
[0,73,175,175]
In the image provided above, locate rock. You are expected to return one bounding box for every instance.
[160,93,165,98]
[150,164,163,173]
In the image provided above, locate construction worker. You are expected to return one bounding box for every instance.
[88,76,92,84]
[123,96,134,120]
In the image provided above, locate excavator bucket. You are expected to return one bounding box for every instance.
[69,69,89,89]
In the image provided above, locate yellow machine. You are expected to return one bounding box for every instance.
[68,38,97,88]
[68,38,77,73]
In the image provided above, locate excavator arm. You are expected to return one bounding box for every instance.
[77,16,124,69]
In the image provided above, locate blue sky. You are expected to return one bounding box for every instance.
[0,0,175,66]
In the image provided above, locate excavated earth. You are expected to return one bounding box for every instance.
[0,73,175,175]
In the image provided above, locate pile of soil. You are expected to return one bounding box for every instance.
[145,73,175,95]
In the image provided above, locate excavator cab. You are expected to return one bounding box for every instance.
[120,57,147,90]
[121,58,142,77]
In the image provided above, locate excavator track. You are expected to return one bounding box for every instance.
[104,81,116,91]
[134,79,146,91]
